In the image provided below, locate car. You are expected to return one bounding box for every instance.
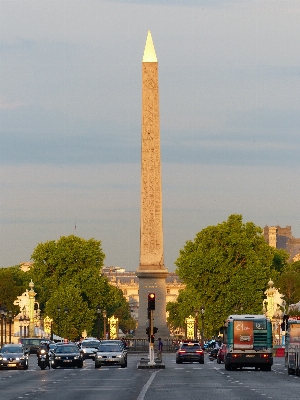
[176,341,204,364]
[50,344,83,369]
[19,338,44,354]
[0,344,29,370]
[79,340,100,360]
[95,343,127,368]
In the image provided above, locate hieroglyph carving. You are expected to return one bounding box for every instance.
[140,62,164,267]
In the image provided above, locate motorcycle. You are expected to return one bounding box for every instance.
[38,349,50,370]
[208,348,218,361]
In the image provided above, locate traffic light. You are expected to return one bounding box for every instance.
[146,327,150,335]
[153,327,158,334]
[150,334,155,343]
[148,293,155,311]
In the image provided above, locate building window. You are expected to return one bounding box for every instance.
[123,289,127,295]
[167,289,170,294]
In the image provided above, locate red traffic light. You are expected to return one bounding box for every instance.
[148,293,156,311]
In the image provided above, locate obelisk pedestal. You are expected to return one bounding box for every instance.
[135,31,170,338]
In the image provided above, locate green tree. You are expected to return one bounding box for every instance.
[168,214,280,337]
[275,260,300,307]
[0,266,28,315]
[29,235,133,338]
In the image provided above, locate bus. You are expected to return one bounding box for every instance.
[283,315,300,375]
[222,314,273,371]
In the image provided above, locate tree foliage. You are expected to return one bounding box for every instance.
[29,235,133,339]
[0,266,28,315]
[275,260,300,307]
[168,214,282,337]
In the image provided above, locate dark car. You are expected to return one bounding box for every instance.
[176,341,204,364]
[0,344,29,370]
[19,338,44,354]
[95,343,127,368]
[50,344,83,369]
[79,340,100,360]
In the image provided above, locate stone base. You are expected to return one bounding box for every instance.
[137,358,165,369]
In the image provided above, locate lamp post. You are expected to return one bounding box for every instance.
[0,306,7,346]
[8,311,13,344]
[64,307,69,340]
[103,309,107,339]
[19,316,23,339]
[97,305,101,339]
[200,306,205,348]
[194,309,199,340]
[3,309,7,344]
[57,305,61,338]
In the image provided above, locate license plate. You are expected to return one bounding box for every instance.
[106,358,113,362]
[9,363,17,367]
[63,360,72,362]
[246,355,255,357]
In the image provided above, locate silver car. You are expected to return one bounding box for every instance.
[95,343,127,368]
[80,340,100,360]
[0,344,29,370]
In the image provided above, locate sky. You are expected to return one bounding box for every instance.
[1,0,299,272]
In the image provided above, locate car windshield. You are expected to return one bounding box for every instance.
[98,345,122,352]
[82,341,100,348]
[1,346,22,353]
[181,344,201,352]
[55,346,78,353]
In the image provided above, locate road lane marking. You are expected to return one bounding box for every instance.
[137,370,160,400]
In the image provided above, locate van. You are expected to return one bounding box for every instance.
[19,338,44,354]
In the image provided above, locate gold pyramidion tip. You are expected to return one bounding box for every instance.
[143,31,157,62]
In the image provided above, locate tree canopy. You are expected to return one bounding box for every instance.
[29,235,134,339]
[167,214,286,337]
[0,266,28,314]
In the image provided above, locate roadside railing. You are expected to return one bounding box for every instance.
[125,338,178,353]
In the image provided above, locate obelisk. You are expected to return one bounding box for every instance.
[135,31,170,337]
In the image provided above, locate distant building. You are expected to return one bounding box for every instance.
[20,262,33,272]
[102,266,185,325]
[264,225,300,262]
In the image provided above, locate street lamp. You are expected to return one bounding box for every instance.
[194,309,199,340]
[97,305,101,339]
[64,307,69,340]
[8,311,13,344]
[200,306,205,348]
[0,306,7,347]
[103,309,107,339]
[57,305,61,337]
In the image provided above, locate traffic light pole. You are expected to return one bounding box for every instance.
[148,309,155,365]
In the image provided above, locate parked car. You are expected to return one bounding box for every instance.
[176,341,204,364]
[95,343,127,368]
[0,344,29,370]
[50,344,83,369]
[79,340,100,360]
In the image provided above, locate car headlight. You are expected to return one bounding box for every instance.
[116,355,122,358]
[0,357,2,360]
[19,356,25,360]
[55,356,61,360]
[74,356,79,359]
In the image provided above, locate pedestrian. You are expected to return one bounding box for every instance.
[157,337,163,360]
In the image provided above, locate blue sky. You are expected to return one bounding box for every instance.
[1,0,299,271]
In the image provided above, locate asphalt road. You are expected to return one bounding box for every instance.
[0,354,299,400]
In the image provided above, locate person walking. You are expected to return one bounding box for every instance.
[157,338,163,360]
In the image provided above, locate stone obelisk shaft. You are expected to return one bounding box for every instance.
[136,31,169,338]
